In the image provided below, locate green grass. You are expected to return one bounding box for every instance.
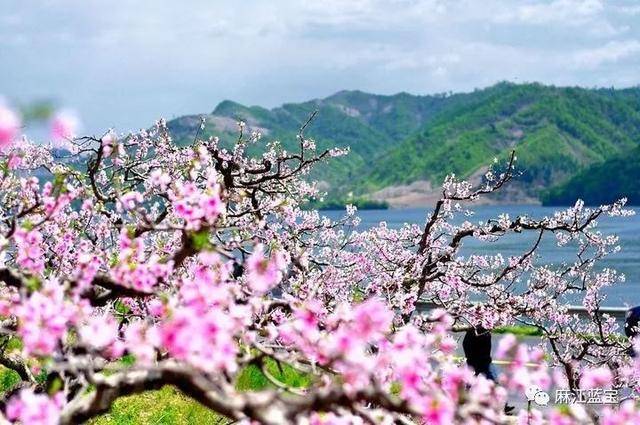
[90,358,311,424]
[493,325,543,336]
[0,353,312,425]
[0,365,227,424]
[0,367,21,392]
[235,357,312,391]
[88,386,227,425]
[493,325,632,343]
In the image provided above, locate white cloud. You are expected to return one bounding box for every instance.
[616,5,640,16]
[494,0,603,25]
[296,0,446,27]
[383,53,461,71]
[0,14,21,26]
[1,0,639,132]
[573,40,640,68]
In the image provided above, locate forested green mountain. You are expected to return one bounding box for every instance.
[168,82,640,206]
[542,146,640,206]
[168,89,454,187]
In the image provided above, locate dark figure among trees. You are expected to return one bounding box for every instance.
[462,326,496,381]
[625,306,640,339]
[625,306,640,357]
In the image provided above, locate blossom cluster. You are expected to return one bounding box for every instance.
[0,101,636,424]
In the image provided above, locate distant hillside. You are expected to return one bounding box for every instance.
[168,89,454,188]
[168,82,640,207]
[542,146,640,206]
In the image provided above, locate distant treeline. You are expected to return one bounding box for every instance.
[305,197,389,211]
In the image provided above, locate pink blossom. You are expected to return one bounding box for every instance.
[124,321,160,365]
[50,110,79,143]
[149,169,171,190]
[16,279,75,356]
[110,230,172,292]
[496,333,517,358]
[517,409,545,425]
[101,130,116,156]
[7,153,22,169]
[602,400,640,425]
[6,389,64,425]
[245,244,286,295]
[79,313,119,350]
[351,297,393,340]
[73,251,102,293]
[200,192,223,219]
[420,397,454,425]
[169,181,224,229]
[438,335,457,354]
[440,366,472,400]
[147,299,165,317]
[160,307,238,373]
[42,183,74,217]
[580,366,613,389]
[118,191,144,211]
[13,228,45,275]
[0,104,20,149]
[0,109,634,424]
[294,299,325,331]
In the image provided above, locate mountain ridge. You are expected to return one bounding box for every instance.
[167,82,640,207]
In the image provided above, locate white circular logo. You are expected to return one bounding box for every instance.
[526,386,549,406]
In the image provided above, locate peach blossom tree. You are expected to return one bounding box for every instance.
[0,105,638,424]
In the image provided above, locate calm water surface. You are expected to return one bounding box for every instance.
[323,205,640,306]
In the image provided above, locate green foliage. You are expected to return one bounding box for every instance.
[355,83,640,194]
[190,230,211,251]
[4,336,23,352]
[305,197,389,211]
[114,300,131,317]
[120,354,136,367]
[19,100,56,123]
[0,367,21,393]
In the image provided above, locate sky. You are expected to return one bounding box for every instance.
[1,0,640,134]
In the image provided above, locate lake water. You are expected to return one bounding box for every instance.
[322,205,640,307]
